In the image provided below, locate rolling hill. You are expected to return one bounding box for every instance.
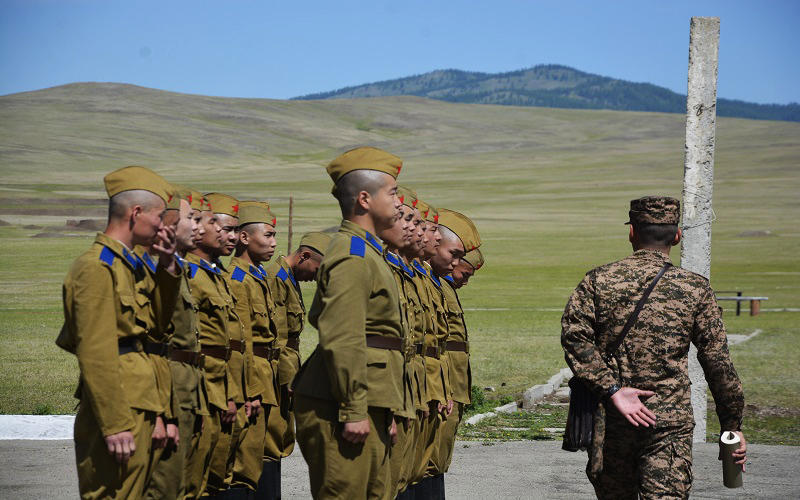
[294,64,800,122]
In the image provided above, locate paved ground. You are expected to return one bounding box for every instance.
[1,439,797,499]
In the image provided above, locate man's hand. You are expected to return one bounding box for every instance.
[390,418,398,445]
[105,430,136,464]
[719,431,748,472]
[153,225,178,273]
[222,400,237,424]
[152,415,168,449]
[446,399,455,417]
[610,387,657,427]
[166,422,180,449]
[245,400,253,419]
[342,419,370,444]
[251,398,262,418]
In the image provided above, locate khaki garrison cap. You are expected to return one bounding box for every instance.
[425,204,439,224]
[437,208,481,252]
[397,185,418,210]
[416,199,430,219]
[626,196,680,225]
[327,146,403,194]
[462,248,484,271]
[165,184,184,210]
[188,190,207,211]
[204,193,239,217]
[238,201,276,227]
[299,231,333,256]
[104,166,171,204]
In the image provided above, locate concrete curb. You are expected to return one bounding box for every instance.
[0,415,74,440]
[522,367,572,409]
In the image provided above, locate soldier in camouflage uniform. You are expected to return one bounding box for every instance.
[561,196,747,500]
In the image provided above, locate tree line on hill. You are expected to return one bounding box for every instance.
[294,64,800,122]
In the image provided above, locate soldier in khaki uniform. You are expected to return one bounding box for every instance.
[202,193,249,496]
[378,185,418,498]
[452,248,484,288]
[561,196,746,499]
[136,185,185,498]
[429,209,481,497]
[148,187,211,499]
[58,166,180,499]
[185,194,237,497]
[260,231,331,499]
[228,201,280,498]
[293,146,404,499]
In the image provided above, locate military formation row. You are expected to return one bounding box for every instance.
[58,146,483,499]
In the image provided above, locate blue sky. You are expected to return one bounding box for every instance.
[1,0,798,103]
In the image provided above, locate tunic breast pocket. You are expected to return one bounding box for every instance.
[117,291,138,329]
[366,347,389,368]
[287,301,304,333]
[252,302,269,331]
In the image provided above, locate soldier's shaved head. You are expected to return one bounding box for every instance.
[108,189,164,221]
[438,225,460,244]
[334,169,391,217]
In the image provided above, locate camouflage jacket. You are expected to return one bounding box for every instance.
[561,249,743,430]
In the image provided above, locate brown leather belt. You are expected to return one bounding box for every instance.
[286,336,300,351]
[170,349,205,367]
[424,346,439,358]
[445,340,468,352]
[228,339,245,354]
[144,341,169,357]
[118,337,143,355]
[253,343,280,361]
[201,344,231,361]
[366,335,402,351]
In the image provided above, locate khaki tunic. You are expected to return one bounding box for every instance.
[59,233,179,498]
[294,219,405,418]
[293,220,405,500]
[185,252,232,411]
[264,256,305,459]
[416,261,449,405]
[440,276,471,405]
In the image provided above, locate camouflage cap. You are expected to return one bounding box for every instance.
[299,231,332,256]
[462,248,484,271]
[397,185,418,210]
[204,192,239,217]
[188,189,207,211]
[437,208,481,251]
[626,196,681,225]
[238,201,276,227]
[104,166,171,204]
[327,146,403,194]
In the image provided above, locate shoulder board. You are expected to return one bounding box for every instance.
[350,235,366,257]
[99,246,116,267]
[142,252,157,274]
[413,260,428,277]
[199,259,221,275]
[364,232,383,253]
[231,267,246,282]
[444,275,455,284]
[187,262,200,279]
[385,252,401,267]
[121,247,141,270]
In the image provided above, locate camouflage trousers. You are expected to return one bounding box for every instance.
[589,414,694,500]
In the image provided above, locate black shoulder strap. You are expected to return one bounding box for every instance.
[607,262,672,355]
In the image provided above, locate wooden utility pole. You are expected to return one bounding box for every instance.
[287,195,294,255]
[681,16,720,443]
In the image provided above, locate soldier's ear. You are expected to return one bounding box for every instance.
[672,228,682,246]
[628,225,635,243]
[239,230,249,245]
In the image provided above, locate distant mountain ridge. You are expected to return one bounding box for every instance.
[294,64,800,122]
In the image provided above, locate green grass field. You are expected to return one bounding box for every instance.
[1,84,798,443]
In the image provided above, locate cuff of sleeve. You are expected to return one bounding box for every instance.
[720,417,742,432]
[337,401,368,423]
